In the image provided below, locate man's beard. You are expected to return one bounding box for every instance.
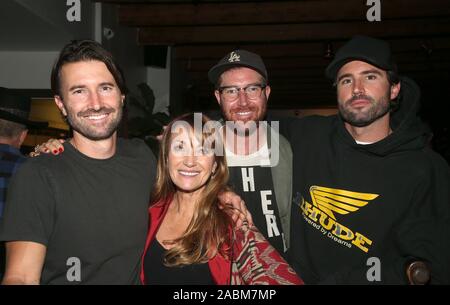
[66,106,123,141]
[221,105,266,136]
[339,93,390,127]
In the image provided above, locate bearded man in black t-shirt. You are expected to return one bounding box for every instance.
[0,40,159,285]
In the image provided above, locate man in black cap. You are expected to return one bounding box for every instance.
[208,50,293,255]
[281,35,450,284]
[0,87,47,278]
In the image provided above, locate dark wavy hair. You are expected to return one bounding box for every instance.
[51,40,127,97]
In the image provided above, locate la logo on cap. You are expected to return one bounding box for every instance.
[228,51,240,63]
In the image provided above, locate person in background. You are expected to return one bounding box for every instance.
[0,87,47,278]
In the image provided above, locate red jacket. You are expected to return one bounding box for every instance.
[140,197,231,285]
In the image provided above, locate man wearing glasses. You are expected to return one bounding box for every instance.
[208,50,293,255]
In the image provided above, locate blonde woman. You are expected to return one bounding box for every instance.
[140,113,302,285]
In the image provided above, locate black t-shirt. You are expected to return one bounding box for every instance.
[227,160,285,254]
[0,138,156,284]
[144,239,214,285]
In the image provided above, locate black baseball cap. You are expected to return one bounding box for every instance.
[325,35,397,79]
[208,50,268,85]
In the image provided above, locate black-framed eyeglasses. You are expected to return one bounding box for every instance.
[218,84,267,101]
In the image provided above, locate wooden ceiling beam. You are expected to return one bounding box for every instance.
[119,0,450,27]
[174,43,331,60]
[138,18,450,45]
[188,73,330,85]
[179,57,332,71]
[177,57,450,74]
[174,37,450,60]
[187,70,331,80]
[96,0,297,3]
[178,51,450,70]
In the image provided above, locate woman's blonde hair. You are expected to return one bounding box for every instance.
[151,113,232,266]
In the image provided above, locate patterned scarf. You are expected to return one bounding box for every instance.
[230,225,303,285]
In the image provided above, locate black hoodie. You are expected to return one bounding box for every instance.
[279,77,450,284]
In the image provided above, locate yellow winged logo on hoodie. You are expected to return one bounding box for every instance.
[309,186,379,220]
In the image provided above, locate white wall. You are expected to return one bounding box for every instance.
[0,0,95,89]
[0,2,147,92]
[0,51,59,88]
